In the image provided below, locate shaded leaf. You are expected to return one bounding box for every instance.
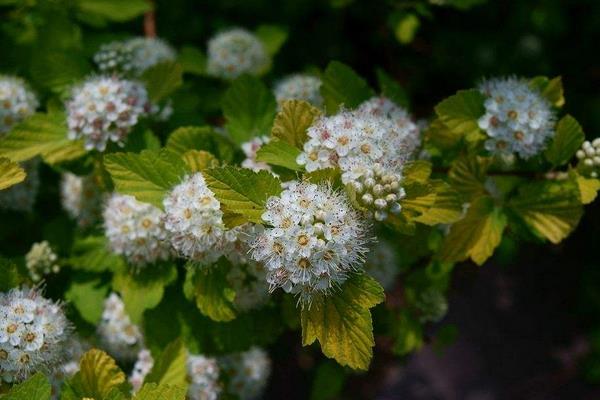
[141,61,183,102]
[186,261,237,322]
[255,25,288,56]
[165,126,235,162]
[448,155,490,201]
[0,157,26,190]
[434,89,485,142]
[544,115,584,166]
[529,76,565,108]
[77,0,151,21]
[321,61,374,114]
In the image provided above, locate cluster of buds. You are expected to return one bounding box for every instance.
[576,139,600,178]
[25,241,60,282]
[350,163,405,221]
[97,293,143,362]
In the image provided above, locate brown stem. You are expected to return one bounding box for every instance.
[144,1,156,38]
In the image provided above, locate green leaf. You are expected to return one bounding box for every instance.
[222,76,277,145]
[0,157,26,190]
[439,196,507,266]
[186,261,237,322]
[309,361,346,400]
[544,115,584,166]
[67,349,128,399]
[434,89,486,142]
[414,181,464,225]
[529,76,564,108]
[0,113,86,164]
[30,51,91,95]
[104,149,188,209]
[394,13,420,44]
[165,126,235,162]
[77,0,151,22]
[68,235,125,272]
[376,69,409,109]
[134,383,186,400]
[301,273,385,370]
[144,339,188,388]
[256,139,303,171]
[65,277,110,325]
[271,99,321,149]
[204,166,282,225]
[112,263,178,324]
[178,46,206,76]
[141,62,183,102]
[509,178,583,244]
[255,25,288,56]
[0,257,26,292]
[182,150,219,172]
[402,160,432,183]
[3,373,51,400]
[448,155,490,201]
[305,168,341,186]
[321,61,374,114]
[425,117,464,151]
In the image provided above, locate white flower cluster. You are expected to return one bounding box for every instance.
[297,102,416,221]
[220,347,271,400]
[207,28,269,79]
[241,136,271,172]
[357,96,421,155]
[0,287,71,383]
[187,353,221,400]
[163,173,226,264]
[576,139,600,178]
[365,240,399,290]
[129,348,154,392]
[60,173,103,228]
[49,337,87,398]
[103,193,171,267]
[0,158,39,213]
[66,76,153,151]
[250,181,370,302]
[94,37,176,77]
[25,241,60,282]
[0,76,38,135]
[274,74,323,108]
[478,77,556,159]
[97,293,143,361]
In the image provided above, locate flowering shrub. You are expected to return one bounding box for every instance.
[0,0,598,398]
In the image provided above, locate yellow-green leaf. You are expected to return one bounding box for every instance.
[186,261,237,322]
[414,180,464,225]
[434,89,485,142]
[182,150,219,172]
[439,196,507,266]
[104,149,188,209]
[134,383,187,400]
[301,273,385,370]
[204,166,282,224]
[529,76,564,108]
[256,138,303,171]
[144,339,188,388]
[509,178,583,244]
[68,349,128,399]
[271,99,321,149]
[0,157,26,190]
[574,172,600,205]
[3,372,51,400]
[544,115,584,167]
[141,61,183,102]
[0,113,85,164]
[448,155,490,201]
[165,126,235,162]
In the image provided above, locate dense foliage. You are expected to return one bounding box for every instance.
[0,0,599,398]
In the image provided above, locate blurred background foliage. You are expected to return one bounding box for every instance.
[1,0,599,398]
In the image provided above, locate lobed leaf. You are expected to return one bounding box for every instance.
[165,126,235,162]
[544,115,584,167]
[271,99,321,149]
[144,339,188,389]
[321,61,374,114]
[141,61,184,102]
[301,273,385,370]
[67,349,128,399]
[0,157,26,190]
[3,373,51,400]
[186,261,237,322]
[134,383,187,400]
[434,89,486,142]
[256,139,303,171]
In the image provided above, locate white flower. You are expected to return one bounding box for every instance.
[163,173,227,264]
[129,348,154,393]
[249,181,371,303]
[61,173,103,228]
[0,158,39,213]
[478,77,556,159]
[365,240,399,290]
[0,287,71,383]
[296,106,414,221]
[103,193,171,267]
[97,293,143,362]
[25,241,60,282]
[576,138,600,179]
[66,76,153,151]
[274,74,323,108]
[187,353,221,400]
[0,76,38,135]
[207,28,269,79]
[220,347,270,400]
[94,37,176,77]
[241,136,271,172]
